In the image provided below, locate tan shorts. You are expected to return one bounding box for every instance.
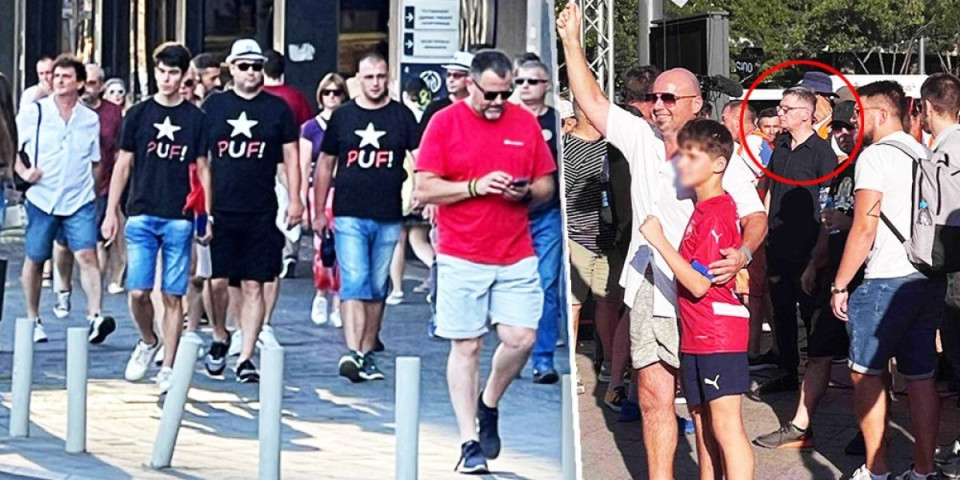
[629,273,680,370]
[568,240,624,303]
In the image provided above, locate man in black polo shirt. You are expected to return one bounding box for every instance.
[763,86,836,392]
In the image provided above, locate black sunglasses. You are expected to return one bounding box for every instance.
[321,89,342,97]
[515,78,547,86]
[236,62,264,72]
[474,82,513,101]
[642,92,698,107]
[182,79,196,87]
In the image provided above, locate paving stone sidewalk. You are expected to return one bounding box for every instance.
[0,235,569,479]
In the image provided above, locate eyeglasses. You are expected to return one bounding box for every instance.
[236,63,263,72]
[776,105,810,114]
[321,89,342,97]
[642,93,698,107]
[515,78,547,86]
[474,82,513,101]
[182,79,196,88]
[447,71,468,79]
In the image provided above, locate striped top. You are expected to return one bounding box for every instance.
[563,133,616,253]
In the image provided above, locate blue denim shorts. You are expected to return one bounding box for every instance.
[25,200,98,262]
[333,217,402,301]
[125,215,194,296]
[847,273,946,380]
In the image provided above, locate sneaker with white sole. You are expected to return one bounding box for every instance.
[235,359,260,383]
[106,283,124,295]
[33,318,48,343]
[155,367,173,393]
[125,340,161,381]
[311,293,329,325]
[87,314,116,344]
[205,339,229,376]
[228,330,243,357]
[53,291,71,318]
[386,291,404,305]
[329,310,342,328]
[850,464,890,480]
[258,325,280,349]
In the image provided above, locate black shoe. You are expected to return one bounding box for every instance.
[936,437,960,465]
[477,394,501,459]
[339,352,365,383]
[748,351,779,371]
[235,359,260,383]
[455,440,489,474]
[374,337,385,353]
[359,353,385,381]
[205,340,229,376]
[88,314,116,344]
[532,366,559,385]
[753,422,814,449]
[845,431,866,456]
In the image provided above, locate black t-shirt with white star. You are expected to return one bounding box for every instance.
[203,90,298,214]
[320,99,420,220]
[120,97,208,220]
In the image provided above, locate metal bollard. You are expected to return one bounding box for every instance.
[10,318,35,437]
[395,356,421,480]
[66,328,88,453]
[150,336,201,468]
[259,346,284,480]
[562,374,577,480]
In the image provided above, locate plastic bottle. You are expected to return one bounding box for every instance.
[918,200,933,226]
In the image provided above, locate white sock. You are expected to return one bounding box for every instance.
[868,469,889,480]
[909,468,931,479]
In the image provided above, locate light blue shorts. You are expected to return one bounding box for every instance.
[125,215,193,296]
[333,216,402,301]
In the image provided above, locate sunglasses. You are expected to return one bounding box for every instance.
[447,71,468,79]
[642,93,698,107]
[182,79,196,88]
[236,63,263,72]
[474,82,513,101]
[515,78,547,86]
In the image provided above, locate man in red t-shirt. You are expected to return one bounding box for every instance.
[415,50,556,474]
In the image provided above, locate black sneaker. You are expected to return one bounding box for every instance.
[374,337,385,353]
[753,422,813,449]
[88,314,116,344]
[937,437,960,465]
[359,353,385,381]
[339,352,365,383]
[205,340,229,376]
[235,359,260,383]
[455,440,489,474]
[748,351,779,371]
[477,394,501,459]
[532,366,559,385]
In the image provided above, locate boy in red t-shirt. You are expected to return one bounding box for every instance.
[639,119,755,479]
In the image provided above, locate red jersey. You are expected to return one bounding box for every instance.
[677,193,749,354]
[95,100,123,197]
[417,101,556,265]
[264,84,313,126]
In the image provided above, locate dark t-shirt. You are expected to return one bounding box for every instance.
[120,98,207,219]
[203,90,298,214]
[827,158,856,270]
[320,100,420,220]
[766,132,836,262]
[95,100,123,197]
[419,97,454,141]
[530,106,560,216]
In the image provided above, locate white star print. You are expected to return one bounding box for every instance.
[153,116,181,141]
[354,122,387,149]
[227,111,258,138]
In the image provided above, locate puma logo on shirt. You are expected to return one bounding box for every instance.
[710,229,722,244]
[704,375,721,390]
[504,139,525,147]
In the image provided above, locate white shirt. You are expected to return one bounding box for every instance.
[606,105,765,317]
[16,95,100,216]
[18,85,39,112]
[854,130,927,279]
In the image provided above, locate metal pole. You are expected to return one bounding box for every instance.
[562,374,576,480]
[919,36,926,75]
[66,328,88,453]
[259,346,285,480]
[395,357,421,480]
[10,318,34,437]
[150,336,201,468]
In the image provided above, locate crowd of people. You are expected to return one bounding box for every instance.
[0,33,568,473]
[559,2,960,479]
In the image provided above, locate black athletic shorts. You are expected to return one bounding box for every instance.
[680,352,749,407]
[210,211,283,286]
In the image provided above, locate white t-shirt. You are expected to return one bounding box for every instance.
[854,130,928,279]
[606,105,765,317]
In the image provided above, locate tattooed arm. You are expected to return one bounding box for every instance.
[831,189,882,320]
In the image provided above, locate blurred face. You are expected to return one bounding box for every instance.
[199,67,222,91]
[320,83,345,111]
[180,69,198,100]
[52,65,81,97]
[468,70,513,121]
[104,82,126,105]
[155,63,184,96]
[83,65,104,102]
[358,58,388,103]
[229,60,264,93]
[37,59,54,88]
[515,66,549,104]
[720,105,742,139]
[831,123,856,154]
[859,97,890,145]
[758,116,781,138]
[677,144,725,188]
[446,70,468,96]
[650,71,703,135]
[777,94,813,132]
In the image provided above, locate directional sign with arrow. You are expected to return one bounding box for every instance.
[400,0,459,62]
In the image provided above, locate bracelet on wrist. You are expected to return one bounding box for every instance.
[468,179,477,198]
[830,283,847,295]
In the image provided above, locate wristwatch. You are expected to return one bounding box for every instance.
[739,246,753,266]
[830,283,847,295]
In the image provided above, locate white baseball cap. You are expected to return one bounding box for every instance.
[442,51,474,73]
[226,38,266,63]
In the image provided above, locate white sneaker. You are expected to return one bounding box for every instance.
[154,346,165,366]
[850,465,890,480]
[329,310,343,328]
[106,283,124,295]
[53,291,71,318]
[155,367,173,393]
[33,319,48,343]
[258,325,280,349]
[228,330,243,357]
[125,341,161,382]
[311,293,329,325]
[385,291,404,306]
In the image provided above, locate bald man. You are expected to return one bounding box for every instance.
[559,4,768,478]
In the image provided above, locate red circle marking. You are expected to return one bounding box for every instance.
[738,59,864,187]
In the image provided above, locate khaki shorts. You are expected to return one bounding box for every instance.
[568,240,625,303]
[629,273,680,370]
